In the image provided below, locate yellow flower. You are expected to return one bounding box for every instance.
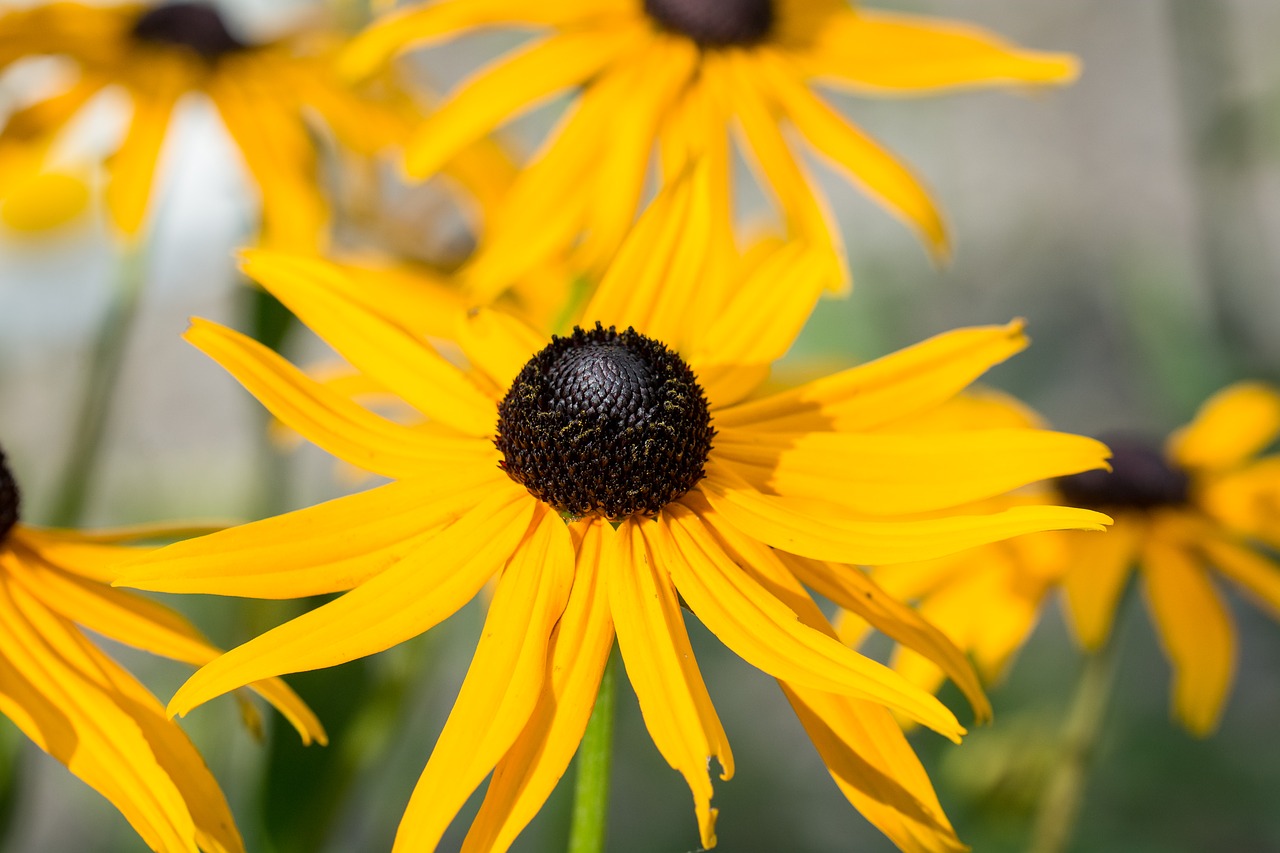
[0,2,425,248]
[117,177,1109,852]
[0,446,325,853]
[845,383,1280,737]
[341,0,1078,297]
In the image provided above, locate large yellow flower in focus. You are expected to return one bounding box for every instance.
[0,2,494,248]
[0,447,324,853]
[846,383,1280,737]
[117,178,1110,851]
[342,0,1078,296]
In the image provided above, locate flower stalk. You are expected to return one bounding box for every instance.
[568,653,617,853]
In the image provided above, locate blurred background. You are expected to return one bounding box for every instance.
[2,0,1279,850]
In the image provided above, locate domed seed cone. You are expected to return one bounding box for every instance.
[0,447,20,545]
[131,2,246,61]
[1057,434,1190,511]
[643,0,774,48]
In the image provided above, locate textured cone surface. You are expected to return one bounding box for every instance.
[131,2,246,60]
[496,324,714,519]
[643,0,774,47]
[0,448,19,545]
[1057,435,1190,511]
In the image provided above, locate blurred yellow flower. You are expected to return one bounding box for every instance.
[118,176,1110,852]
[342,0,1078,297]
[0,445,325,853]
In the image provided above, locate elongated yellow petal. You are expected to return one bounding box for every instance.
[169,486,536,717]
[660,503,963,739]
[752,50,947,256]
[454,308,547,393]
[106,72,183,238]
[783,688,966,853]
[463,518,616,852]
[338,0,617,81]
[405,26,646,179]
[775,550,990,722]
[715,322,1028,432]
[1168,382,1280,472]
[1202,537,1280,619]
[611,518,731,850]
[395,507,573,851]
[702,461,1110,565]
[715,427,1111,516]
[240,251,497,435]
[117,476,501,598]
[0,571,239,853]
[799,9,1078,93]
[1141,539,1236,736]
[1061,520,1141,650]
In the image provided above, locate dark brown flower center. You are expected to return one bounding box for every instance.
[643,0,775,47]
[495,323,714,520]
[0,447,20,546]
[1056,435,1190,512]
[131,2,246,61]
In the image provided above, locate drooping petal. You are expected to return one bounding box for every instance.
[167,485,536,717]
[240,251,497,435]
[714,322,1028,432]
[750,49,947,256]
[784,689,967,853]
[394,507,574,851]
[1201,537,1280,620]
[404,26,649,179]
[797,9,1078,93]
[660,502,964,740]
[701,461,1110,566]
[6,550,324,745]
[1060,520,1142,650]
[117,475,503,598]
[105,67,184,238]
[1141,539,1236,736]
[463,518,616,853]
[610,518,732,850]
[187,318,496,479]
[0,571,240,853]
[1167,382,1280,473]
[714,427,1111,516]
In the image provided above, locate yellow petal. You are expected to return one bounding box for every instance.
[610,518,732,850]
[168,486,536,717]
[404,26,646,179]
[394,507,573,851]
[0,570,241,853]
[454,308,547,392]
[240,251,497,436]
[106,74,183,238]
[1061,520,1141,650]
[1141,539,1236,736]
[775,550,990,722]
[751,49,948,256]
[660,503,964,740]
[1,169,90,231]
[715,427,1111,516]
[463,518,616,853]
[783,689,966,853]
[715,321,1028,432]
[117,475,501,598]
[1168,382,1280,472]
[702,460,1110,565]
[799,9,1078,93]
[1201,537,1280,620]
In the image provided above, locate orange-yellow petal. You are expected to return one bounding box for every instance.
[1201,537,1280,620]
[1168,382,1280,472]
[1061,520,1142,650]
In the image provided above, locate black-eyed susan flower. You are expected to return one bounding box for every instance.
[0,1,465,248]
[341,0,1078,296]
[846,383,1280,737]
[0,444,325,853]
[117,177,1110,851]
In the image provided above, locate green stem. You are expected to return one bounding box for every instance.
[1027,638,1120,853]
[568,653,616,853]
[47,246,148,527]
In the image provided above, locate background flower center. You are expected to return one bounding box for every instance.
[642,0,775,48]
[1056,435,1191,511]
[0,447,20,545]
[131,2,247,61]
[495,323,714,519]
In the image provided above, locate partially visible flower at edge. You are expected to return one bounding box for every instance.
[0,445,325,853]
[116,173,1111,852]
[340,0,1079,298]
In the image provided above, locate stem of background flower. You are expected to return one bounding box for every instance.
[1027,636,1120,853]
[568,653,617,853]
[47,245,147,527]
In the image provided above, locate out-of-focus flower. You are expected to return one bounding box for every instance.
[0,2,451,248]
[342,0,1078,297]
[846,383,1280,737]
[118,174,1110,852]
[0,445,325,853]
